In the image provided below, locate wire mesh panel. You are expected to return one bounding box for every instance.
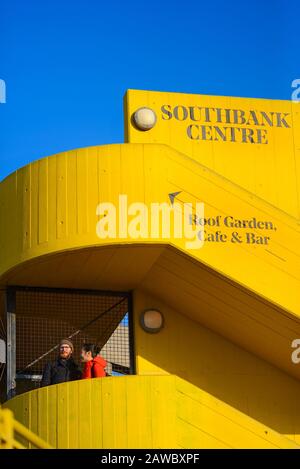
[0,292,5,402]
[11,287,133,394]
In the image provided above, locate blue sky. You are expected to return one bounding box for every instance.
[0,0,298,181]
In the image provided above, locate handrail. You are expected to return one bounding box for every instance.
[0,407,52,449]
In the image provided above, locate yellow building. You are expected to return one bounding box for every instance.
[1,89,300,449]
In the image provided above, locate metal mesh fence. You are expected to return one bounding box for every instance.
[12,287,133,394]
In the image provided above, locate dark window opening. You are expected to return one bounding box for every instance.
[4,286,135,397]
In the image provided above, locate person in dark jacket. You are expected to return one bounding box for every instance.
[41,339,81,387]
[81,343,107,379]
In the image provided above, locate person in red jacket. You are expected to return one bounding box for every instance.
[81,343,107,379]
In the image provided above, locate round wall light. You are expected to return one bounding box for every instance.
[132,107,157,131]
[140,309,164,333]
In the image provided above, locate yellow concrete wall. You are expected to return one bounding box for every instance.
[4,376,176,449]
[0,144,298,318]
[125,90,300,219]
[3,375,299,449]
[133,289,300,446]
[0,139,299,448]
[1,89,299,449]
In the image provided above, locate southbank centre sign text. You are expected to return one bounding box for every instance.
[161,104,291,144]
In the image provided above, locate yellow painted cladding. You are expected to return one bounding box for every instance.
[0,144,299,317]
[124,89,300,219]
[1,89,300,449]
[133,289,300,447]
[0,407,52,449]
[3,284,300,449]
[3,375,299,449]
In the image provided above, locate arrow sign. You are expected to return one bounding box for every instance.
[168,191,182,205]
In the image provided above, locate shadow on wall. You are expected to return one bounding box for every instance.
[135,289,300,439]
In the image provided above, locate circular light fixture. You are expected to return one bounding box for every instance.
[132,107,157,131]
[140,309,164,333]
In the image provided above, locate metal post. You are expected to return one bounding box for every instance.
[6,289,16,400]
[128,291,136,375]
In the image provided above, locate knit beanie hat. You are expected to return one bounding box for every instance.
[59,339,74,353]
